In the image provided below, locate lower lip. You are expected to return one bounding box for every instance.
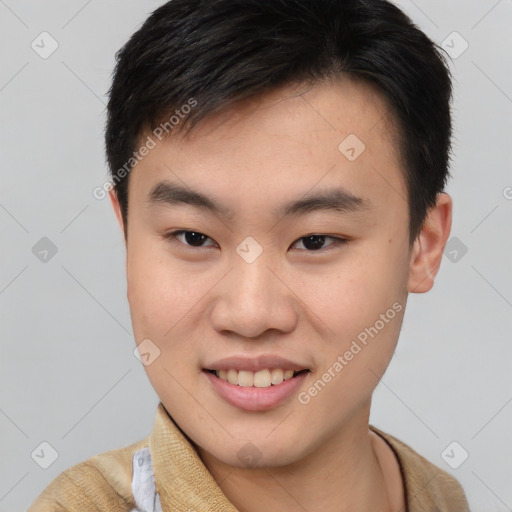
[203,370,309,412]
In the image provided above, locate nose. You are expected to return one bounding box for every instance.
[210,249,298,339]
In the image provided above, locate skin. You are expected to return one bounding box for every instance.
[109,76,452,512]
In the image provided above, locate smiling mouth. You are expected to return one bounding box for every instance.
[204,368,310,388]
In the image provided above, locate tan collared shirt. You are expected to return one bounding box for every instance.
[29,403,470,511]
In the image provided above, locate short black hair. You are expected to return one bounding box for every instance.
[105,0,454,244]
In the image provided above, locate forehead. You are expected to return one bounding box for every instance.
[129,76,407,219]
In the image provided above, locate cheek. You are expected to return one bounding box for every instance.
[294,272,405,435]
[127,238,201,338]
[126,243,206,405]
[126,237,222,396]
[297,243,407,390]
[302,251,405,336]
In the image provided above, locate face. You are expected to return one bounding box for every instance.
[110,77,444,469]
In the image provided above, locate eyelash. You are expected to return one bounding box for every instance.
[162,230,349,253]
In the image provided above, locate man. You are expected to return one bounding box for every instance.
[30,0,470,510]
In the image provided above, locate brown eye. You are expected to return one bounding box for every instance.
[292,235,348,251]
[164,230,217,248]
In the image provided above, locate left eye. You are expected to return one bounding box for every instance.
[164,230,347,252]
[291,234,347,251]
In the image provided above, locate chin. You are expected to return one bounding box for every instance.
[201,431,310,470]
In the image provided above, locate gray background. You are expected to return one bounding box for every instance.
[1,1,511,510]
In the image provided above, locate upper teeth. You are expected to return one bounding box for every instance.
[215,368,296,387]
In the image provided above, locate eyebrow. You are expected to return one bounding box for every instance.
[146,180,372,220]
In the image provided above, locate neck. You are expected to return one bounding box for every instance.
[195,401,392,512]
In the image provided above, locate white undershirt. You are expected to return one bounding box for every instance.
[129,446,163,512]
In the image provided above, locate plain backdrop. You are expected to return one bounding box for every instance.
[1,1,511,511]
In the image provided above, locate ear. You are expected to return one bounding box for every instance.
[108,187,126,240]
[407,192,452,293]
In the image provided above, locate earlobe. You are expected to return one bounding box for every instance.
[407,193,452,294]
[108,187,125,237]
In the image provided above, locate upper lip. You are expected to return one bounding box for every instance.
[204,355,309,372]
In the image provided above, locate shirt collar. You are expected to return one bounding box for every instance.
[149,402,239,512]
[149,402,462,512]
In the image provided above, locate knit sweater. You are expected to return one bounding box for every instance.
[29,403,470,512]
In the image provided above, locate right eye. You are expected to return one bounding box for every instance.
[163,230,218,249]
